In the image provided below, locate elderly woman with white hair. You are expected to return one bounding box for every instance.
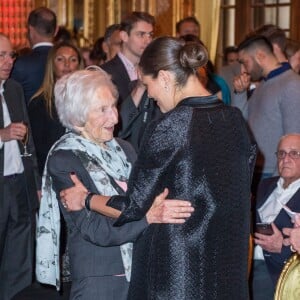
[35,69,193,300]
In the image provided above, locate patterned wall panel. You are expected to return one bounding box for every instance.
[0,0,34,48]
[155,0,173,36]
[131,0,194,37]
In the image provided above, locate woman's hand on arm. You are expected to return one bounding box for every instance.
[146,188,194,224]
[60,173,88,210]
[60,173,121,218]
[60,174,193,222]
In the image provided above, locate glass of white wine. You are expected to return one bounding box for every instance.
[21,122,32,157]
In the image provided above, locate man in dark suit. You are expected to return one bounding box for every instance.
[101,12,161,152]
[0,34,41,300]
[11,7,57,105]
[251,133,300,300]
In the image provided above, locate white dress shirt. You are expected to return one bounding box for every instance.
[117,52,138,81]
[0,81,24,176]
[32,42,53,49]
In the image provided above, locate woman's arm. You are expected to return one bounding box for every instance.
[48,150,148,246]
[61,173,194,224]
[60,173,120,218]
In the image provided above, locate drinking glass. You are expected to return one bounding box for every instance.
[21,122,32,157]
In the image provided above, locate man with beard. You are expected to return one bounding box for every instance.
[232,35,300,194]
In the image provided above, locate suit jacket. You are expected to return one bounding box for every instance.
[47,138,147,297]
[101,54,132,105]
[0,79,40,207]
[255,176,300,284]
[28,94,65,176]
[11,45,52,105]
[101,55,161,150]
[118,92,161,153]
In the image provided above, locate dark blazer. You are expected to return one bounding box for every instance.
[255,176,300,284]
[47,138,147,299]
[11,45,52,105]
[101,55,161,151]
[118,92,161,153]
[28,94,65,176]
[0,79,40,299]
[0,79,40,204]
[101,55,132,105]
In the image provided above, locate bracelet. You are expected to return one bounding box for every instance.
[85,192,95,211]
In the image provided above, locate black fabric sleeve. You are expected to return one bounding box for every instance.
[107,110,189,226]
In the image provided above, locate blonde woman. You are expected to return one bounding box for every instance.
[28,42,84,175]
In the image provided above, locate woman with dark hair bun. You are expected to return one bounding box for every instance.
[61,36,256,299]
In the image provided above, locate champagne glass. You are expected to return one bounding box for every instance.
[21,122,32,157]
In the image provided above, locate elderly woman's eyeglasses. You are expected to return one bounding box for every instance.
[275,150,300,160]
[0,51,18,61]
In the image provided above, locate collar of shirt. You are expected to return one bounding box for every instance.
[32,42,53,49]
[277,177,300,193]
[0,80,5,94]
[117,52,138,81]
[263,62,291,81]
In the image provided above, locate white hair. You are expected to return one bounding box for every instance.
[54,69,118,130]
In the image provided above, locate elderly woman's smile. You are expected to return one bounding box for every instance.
[81,87,118,146]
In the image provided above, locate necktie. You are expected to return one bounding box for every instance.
[0,92,4,128]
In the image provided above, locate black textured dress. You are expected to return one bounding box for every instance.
[108,95,256,300]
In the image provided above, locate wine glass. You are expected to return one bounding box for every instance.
[21,122,32,157]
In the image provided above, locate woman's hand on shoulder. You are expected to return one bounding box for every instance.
[146,188,194,224]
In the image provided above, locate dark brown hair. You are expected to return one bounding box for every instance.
[176,16,200,34]
[238,34,273,54]
[120,11,155,35]
[28,7,57,37]
[139,36,208,87]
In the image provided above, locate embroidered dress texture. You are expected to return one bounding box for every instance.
[36,132,133,290]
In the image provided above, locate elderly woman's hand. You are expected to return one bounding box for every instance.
[60,173,88,211]
[254,223,283,253]
[146,188,194,224]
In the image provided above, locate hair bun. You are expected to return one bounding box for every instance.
[179,42,208,72]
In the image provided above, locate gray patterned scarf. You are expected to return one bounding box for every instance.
[36,132,132,290]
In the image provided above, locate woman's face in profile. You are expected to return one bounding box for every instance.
[82,86,118,146]
[141,72,175,113]
[54,46,80,80]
